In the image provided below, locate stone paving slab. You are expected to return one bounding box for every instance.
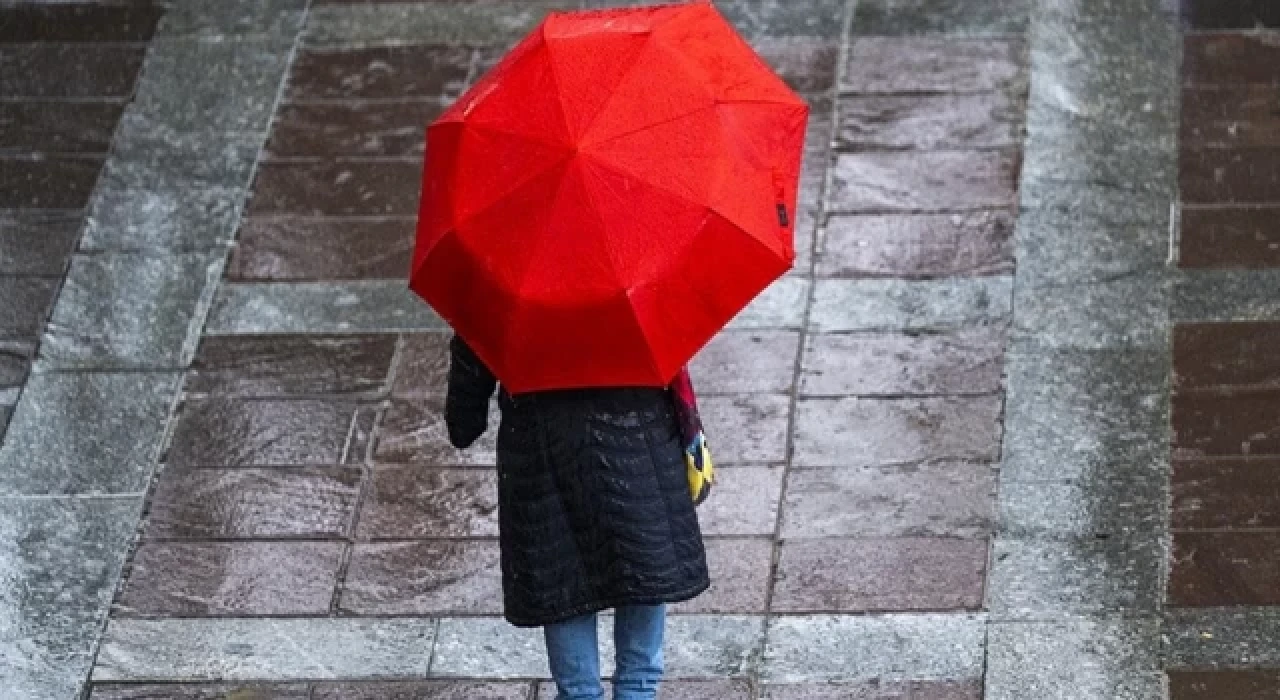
[986,617,1164,700]
[93,618,438,682]
[0,371,180,496]
[0,496,144,700]
[1173,269,1280,322]
[1164,607,1280,669]
[38,251,224,369]
[987,534,1165,617]
[809,277,1012,332]
[853,0,1029,37]
[762,614,986,683]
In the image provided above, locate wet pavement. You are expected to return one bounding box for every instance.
[1,0,1280,698]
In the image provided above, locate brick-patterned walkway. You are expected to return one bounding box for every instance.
[3,1,1280,699]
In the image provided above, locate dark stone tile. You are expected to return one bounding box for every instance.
[763,681,982,700]
[0,45,146,98]
[772,537,988,612]
[0,211,80,276]
[819,211,1014,278]
[1168,671,1280,700]
[1180,206,1280,269]
[794,396,1003,466]
[157,0,308,39]
[0,338,34,402]
[0,496,143,698]
[341,540,501,615]
[830,151,1018,212]
[117,541,343,615]
[1180,148,1280,205]
[314,681,533,700]
[356,466,498,538]
[375,396,497,466]
[91,684,310,700]
[689,331,800,395]
[750,38,839,94]
[130,38,293,134]
[228,217,416,280]
[1165,607,1280,668]
[0,372,180,496]
[40,251,223,369]
[0,276,57,338]
[538,680,752,700]
[842,37,1025,94]
[145,467,362,539]
[1173,268,1280,322]
[675,538,771,614]
[0,156,103,209]
[0,4,163,42]
[838,94,1021,151]
[267,101,445,158]
[1173,457,1280,529]
[288,46,474,100]
[247,160,422,216]
[0,102,125,156]
[1173,393,1280,457]
[166,398,358,467]
[187,334,397,396]
[1175,322,1280,390]
[802,326,1006,396]
[1184,34,1280,85]
[390,332,452,397]
[783,462,997,538]
[1170,531,1280,606]
[853,0,1028,37]
[1181,85,1280,148]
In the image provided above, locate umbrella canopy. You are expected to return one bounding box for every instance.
[412,0,809,393]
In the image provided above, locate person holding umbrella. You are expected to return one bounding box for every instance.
[412,2,808,697]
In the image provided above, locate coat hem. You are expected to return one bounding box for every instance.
[503,576,712,628]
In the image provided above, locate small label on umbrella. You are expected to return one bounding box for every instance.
[776,204,790,228]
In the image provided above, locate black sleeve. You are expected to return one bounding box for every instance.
[445,335,498,449]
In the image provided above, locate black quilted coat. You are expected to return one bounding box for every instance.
[445,336,710,627]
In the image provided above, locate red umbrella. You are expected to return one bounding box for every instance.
[412,0,808,393]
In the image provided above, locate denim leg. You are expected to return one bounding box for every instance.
[613,604,666,700]
[545,612,605,700]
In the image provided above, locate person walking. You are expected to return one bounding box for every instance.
[445,335,711,699]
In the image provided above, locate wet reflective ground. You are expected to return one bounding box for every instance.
[2,0,1280,699]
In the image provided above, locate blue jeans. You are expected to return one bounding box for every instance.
[544,605,665,700]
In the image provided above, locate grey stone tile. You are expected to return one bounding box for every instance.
[1164,608,1280,669]
[319,682,532,700]
[0,277,58,338]
[158,0,307,38]
[998,476,1167,539]
[130,38,293,134]
[1001,346,1169,483]
[302,2,562,48]
[727,277,810,331]
[810,278,1012,332]
[854,0,1030,37]
[577,0,848,39]
[0,372,180,496]
[763,613,986,682]
[430,617,549,679]
[1174,269,1280,323]
[82,117,262,250]
[92,618,437,681]
[432,615,764,679]
[0,496,142,700]
[0,210,80,276]
[986,617,1164,700]
[696,466,784,536]
[700,394,791,463]
[987,535,1164,617]
[40,251,223,370]
[1013,268,1169,350]
[206,282,446,335]
[763,681,981,699]
[793,396,1003,467]
[838,92,1021,152]
[1018,179,1172,232]
[783,462,997,538]
[801,327,1006,397]
[1021,112,1176,203]
[690,331,800,395]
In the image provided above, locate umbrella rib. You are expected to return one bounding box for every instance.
[574,29,658,144]
[538,23,577,148]
[581,149,715,215]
